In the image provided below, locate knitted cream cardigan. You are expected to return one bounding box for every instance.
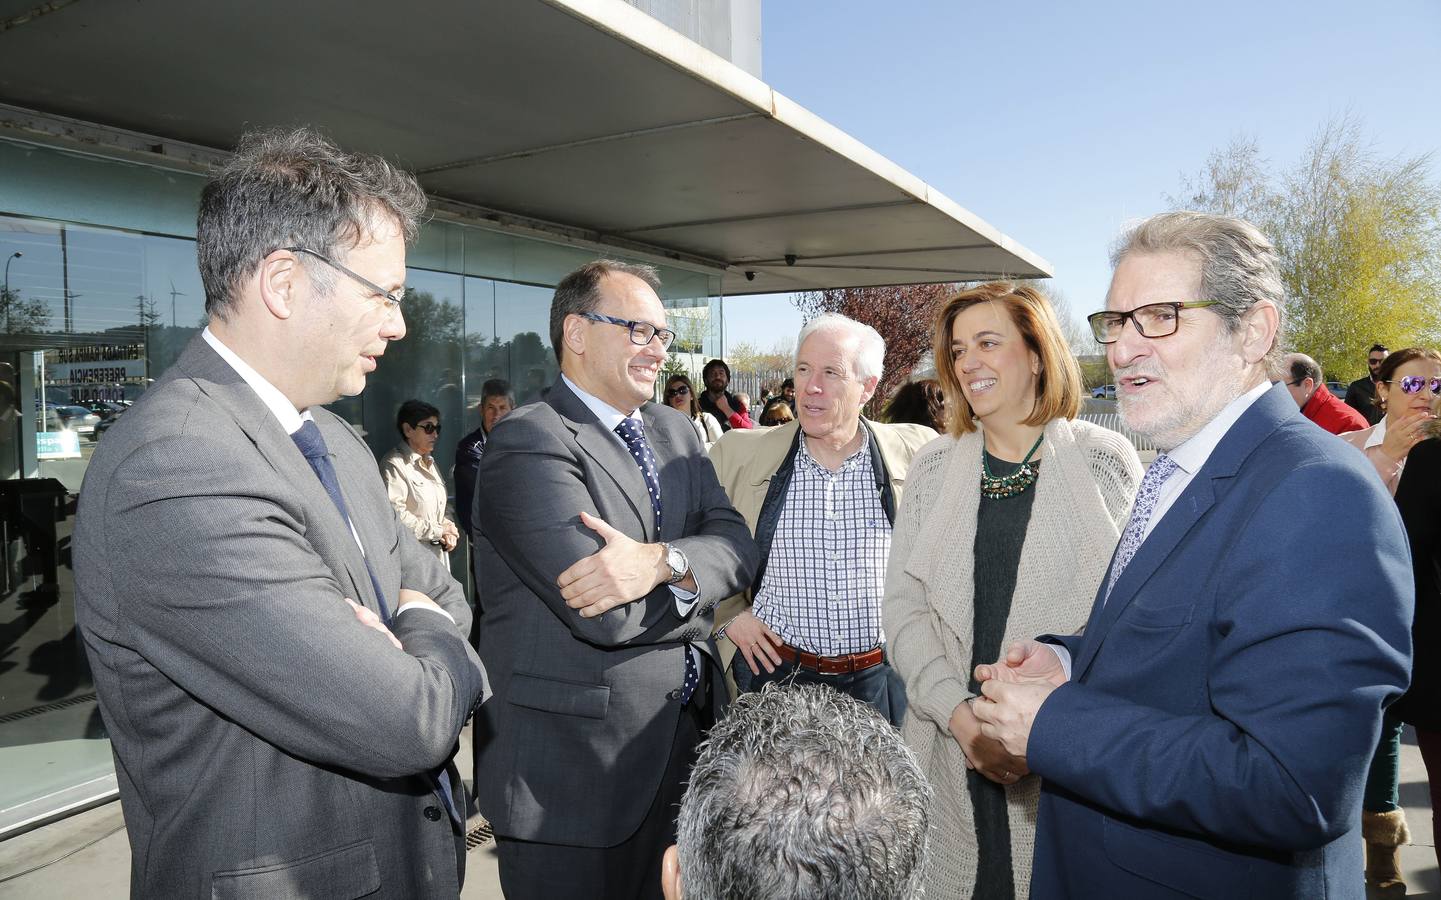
[883,417,1141,899]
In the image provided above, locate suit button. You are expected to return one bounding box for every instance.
[666,689,682,701]
[423,806,443,821]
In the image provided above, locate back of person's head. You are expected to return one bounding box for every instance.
[886,378,945,431]
[1283,353,1322,388]
[197,126,426,321]
[758,397,794,426]
[666,684,931,900]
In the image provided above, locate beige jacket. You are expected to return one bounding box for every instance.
[707,418,937,662]
[380,444,452,561]
[883,417,1141,899]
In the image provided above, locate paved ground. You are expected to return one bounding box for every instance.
[0,727,1435,898]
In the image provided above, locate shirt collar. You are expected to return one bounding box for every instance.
[202,327,311,435]
[1166,379,1271,476]
[561,373,641,434]
[797,425,871,473]
[1363,418,1387,450]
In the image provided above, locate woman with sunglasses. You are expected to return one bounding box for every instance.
[884,282,1142,899]
[1338,346,1441,894]
[663,374,723,448]
[381,398,458,561]
[1341,348,1441,493]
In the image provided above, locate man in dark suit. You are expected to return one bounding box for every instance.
[1346,343,1388,425]
[73,128,486,898]
[971,211,1413,898]
[472,260,758,900]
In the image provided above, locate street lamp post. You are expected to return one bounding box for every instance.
[3,251,22,333]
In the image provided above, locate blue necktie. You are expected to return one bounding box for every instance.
[614,418,662,532]
[290,421,460,824]
[613,419,698,704]
[1104,453,1179,604]
[290,421,390,623]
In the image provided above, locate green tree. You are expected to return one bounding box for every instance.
[0,286,51,333]
[1173,115,1441,381]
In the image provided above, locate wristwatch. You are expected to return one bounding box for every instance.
[661,542,689,585]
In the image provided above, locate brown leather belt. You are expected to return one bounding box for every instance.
[776,642,885,676]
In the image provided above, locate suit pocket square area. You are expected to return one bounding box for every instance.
[508,671,611,719]
[210,839,380,900]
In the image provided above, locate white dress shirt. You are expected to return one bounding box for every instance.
[201,328,453,624]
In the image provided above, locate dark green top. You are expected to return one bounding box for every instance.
[967,450,1040,900]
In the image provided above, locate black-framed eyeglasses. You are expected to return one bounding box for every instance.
[1384,375,1441,395]
[1087,301,1222,344]
[414,422,441,435]
[579,312,675,349]
[282,247,406,312]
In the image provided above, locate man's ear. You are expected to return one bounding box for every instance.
[562,313,588,359]
[1239,300,1279,365]
[661,845,682,900]
[257,250,300,321]
[858,374,880,406]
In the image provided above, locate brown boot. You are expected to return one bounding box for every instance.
[1363,809,1411,899]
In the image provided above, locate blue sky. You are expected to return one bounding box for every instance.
[723,0,1441,352]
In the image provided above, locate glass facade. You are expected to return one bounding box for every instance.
[0,137,721,835]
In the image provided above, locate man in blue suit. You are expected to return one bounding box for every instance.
[971,211,1413,898]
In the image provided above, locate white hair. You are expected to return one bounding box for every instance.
[795,313,886,382]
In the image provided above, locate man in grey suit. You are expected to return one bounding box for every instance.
[73,128,486,899]
[473,260,758,900]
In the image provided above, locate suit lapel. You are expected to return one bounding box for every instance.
[1072,477,1216,679]
[1072,384,1297,680]
[175,336,383,616]
[551,379,655,541]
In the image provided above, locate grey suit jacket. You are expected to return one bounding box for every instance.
[73,335,487,899]
[472,377,758,846]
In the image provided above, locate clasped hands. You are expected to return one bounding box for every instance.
[958,639,1068,784]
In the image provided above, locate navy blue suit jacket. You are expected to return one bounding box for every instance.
[1029,385,1413,898]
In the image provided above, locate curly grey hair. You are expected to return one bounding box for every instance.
[197,126,427,321]
[1110,210,1286,367]
[676,684,932,900]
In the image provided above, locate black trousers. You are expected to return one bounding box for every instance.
[495,685,709,900]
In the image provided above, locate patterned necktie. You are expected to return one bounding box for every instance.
[613,418,698,703]
[614,418,662,532]
[291,420,460,825]
[1103,453,1179,603]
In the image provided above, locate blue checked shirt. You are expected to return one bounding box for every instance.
[751,431,891,656]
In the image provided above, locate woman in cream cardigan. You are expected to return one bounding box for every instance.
[380,399,458,562]
[884,282,1142,899]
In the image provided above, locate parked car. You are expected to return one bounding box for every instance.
[83,399,128,420]
[1091,384,1116,400]
[1328,380,1347,399]
[54,405,101,438]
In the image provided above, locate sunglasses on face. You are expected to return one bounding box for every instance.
[665,386,690,397]
[414,422,441,435]
[1386,375,1441,395]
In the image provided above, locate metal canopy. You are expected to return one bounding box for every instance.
[0,0,1051,295]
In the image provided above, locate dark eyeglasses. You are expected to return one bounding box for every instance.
[1087,301,1221,344]
[665,385,691,397]
[414,422,441,434]
[579,312,676,350]
[1385,375,1441,395]
[283,247,406,312]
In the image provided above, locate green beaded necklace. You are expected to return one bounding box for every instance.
[979,433,1045,500]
